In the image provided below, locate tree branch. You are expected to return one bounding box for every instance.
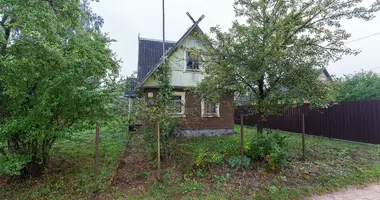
[235,73,257,95]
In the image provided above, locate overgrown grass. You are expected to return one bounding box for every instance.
[0,128,127,200]
[121,126,380,199]
[2,126,379,200]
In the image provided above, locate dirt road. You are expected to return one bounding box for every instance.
[311,183,380,200]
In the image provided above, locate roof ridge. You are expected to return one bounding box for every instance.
[137,22,206,88]
[138,37,177,43]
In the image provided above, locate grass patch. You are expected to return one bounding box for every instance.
[114,125,380,199]
[2,125,379,199]
[0,128,127,200]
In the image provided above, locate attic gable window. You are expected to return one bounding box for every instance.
[185,51,200,71]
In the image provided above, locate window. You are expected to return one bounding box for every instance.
[172,96,183,114]
[201,101,220,117]
[186,51,200,71]
[169,92,185,115]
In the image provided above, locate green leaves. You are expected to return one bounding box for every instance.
[0,154,31,176]
[198,0,379,120]
[0,0,119,176]
[335,71,380,101]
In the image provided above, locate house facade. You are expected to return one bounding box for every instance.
[136,15,234,137]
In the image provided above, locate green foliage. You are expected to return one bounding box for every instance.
[227,155,251,169]
[1,128,127,199]
[106,126,379,199]
[194,149,224,167]
[266,185,278,194]
[335,71,380,101]
[139,116,180,162]
[0,0,119,176]
[0,154,31,176]
[179,180,203,194]
[136,61,180,164]
[214,173,231,183]
[246,133,288,170]
[197,0,380,132]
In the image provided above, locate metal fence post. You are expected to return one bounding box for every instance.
[302,114,306,160]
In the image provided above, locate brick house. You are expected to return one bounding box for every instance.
[135,14,234,137]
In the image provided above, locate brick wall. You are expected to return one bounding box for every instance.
[142,88,234,131]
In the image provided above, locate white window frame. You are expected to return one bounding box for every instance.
[184,50,200,71]
[170,92,186,116]
[201,101,220,118]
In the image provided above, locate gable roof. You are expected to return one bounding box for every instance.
[137,17,205,89]
[321,67,331,79]
[137,38,176,82]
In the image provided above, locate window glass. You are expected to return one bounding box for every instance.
[186,51,200,70]
[204,102,217,114]
[172,95,183,114]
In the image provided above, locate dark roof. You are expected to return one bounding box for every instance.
[137,38,176,82]
[124,78,138,97]
[321,67,331,79]
[137,17,206,88]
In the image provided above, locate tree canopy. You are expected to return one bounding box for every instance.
[197,0,380,133]
[0,0,119,176]
[335,71,380,101]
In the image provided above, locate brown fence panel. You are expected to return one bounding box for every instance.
[235,100,380,144]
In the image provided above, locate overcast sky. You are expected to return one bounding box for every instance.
[92,0,380,78]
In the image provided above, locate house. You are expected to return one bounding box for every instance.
[319,68,331,81]
[135,13,234,137]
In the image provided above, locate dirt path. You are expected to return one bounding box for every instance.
[311,183,380,200]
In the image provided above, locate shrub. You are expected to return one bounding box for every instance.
[140,117,180,161]
[246,133,287,170]
[227,155,251,169]
[194,148,224,168]
[0,154,31,176]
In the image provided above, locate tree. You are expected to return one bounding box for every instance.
[197,0,379,133]
[335,71,380,101]
[0,0,119,177]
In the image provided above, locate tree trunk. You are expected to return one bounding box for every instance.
[21,160,46,179]
[7,136,18,154]
[257,76,265,134]
[257,111,264,134]
[8,136,53,179]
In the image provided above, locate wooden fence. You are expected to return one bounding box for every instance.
[235,100,380,144]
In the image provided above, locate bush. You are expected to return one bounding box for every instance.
[246,133,287,170]
[194,148,224,168]
[140,117,180,162]
[0,154,31,176]
[227,155,251,169]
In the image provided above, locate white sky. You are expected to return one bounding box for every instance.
[92,0,380,78]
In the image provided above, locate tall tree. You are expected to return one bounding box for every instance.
[0,0,119,177]
[197,0,380,133]
[335,71,380,101]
